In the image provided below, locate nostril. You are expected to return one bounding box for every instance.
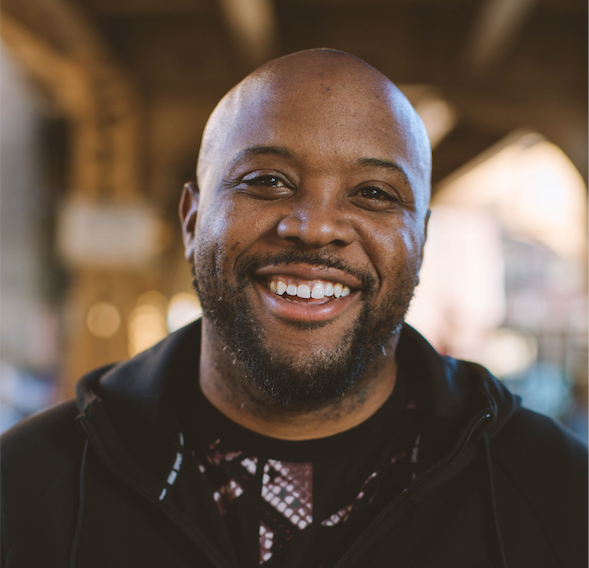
[277,215,355,247]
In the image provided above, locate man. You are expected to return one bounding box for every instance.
[2,49,586,568]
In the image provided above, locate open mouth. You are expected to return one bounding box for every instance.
[264,276,355,301]
[251,263,362,322]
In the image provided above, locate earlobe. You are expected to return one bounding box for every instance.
[423,209,431,242]
[179,182,200,262]
[417,209,431,269]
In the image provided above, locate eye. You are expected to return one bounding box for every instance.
[352,185,399,210]
[245,175,286,187]
[237,173,293,199]
[360,187,387,200]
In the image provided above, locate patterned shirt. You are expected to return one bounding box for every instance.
[192,371,422,568]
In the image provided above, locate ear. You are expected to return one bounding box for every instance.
[179,182,200,262]
[417,209,431,270]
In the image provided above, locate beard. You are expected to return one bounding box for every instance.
[192,245,418,413]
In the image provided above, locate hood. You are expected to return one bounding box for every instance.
[395,325,520,472]
[75,320,521,492]
[75,321,203,495]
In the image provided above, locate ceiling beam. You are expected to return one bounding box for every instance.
[1,0,141,200]
[86,0,209,16]
[465,0,538,72]
[217,0,278,67]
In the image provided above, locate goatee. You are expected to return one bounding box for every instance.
[192,248,418,413]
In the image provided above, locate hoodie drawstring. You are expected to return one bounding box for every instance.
[69,440,89,568]
[481,434,508,568]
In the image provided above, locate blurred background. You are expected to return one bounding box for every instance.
[1,0,587,441]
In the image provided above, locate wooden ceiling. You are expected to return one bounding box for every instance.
[3,0,587,193]
[1,0,585,385]
[87,0,587,183]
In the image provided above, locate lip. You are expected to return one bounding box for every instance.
[254,280,360,323]
[255,263,362,289]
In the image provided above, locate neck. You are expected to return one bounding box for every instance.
[198,319,399,441]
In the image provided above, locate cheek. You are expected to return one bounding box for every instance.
[401,230,421,258]
[196,198,277,262]
[197,198,241,247]
[358,220,422,281]
[194,206,239,277]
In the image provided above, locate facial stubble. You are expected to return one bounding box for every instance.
[192,246,418,414]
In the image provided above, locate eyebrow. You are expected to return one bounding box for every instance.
[355,157,411,187]
[229,147,412,187]
[229,145,295,167]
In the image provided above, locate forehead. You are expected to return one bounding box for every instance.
[234,80,413,158]
[199,68,431,203]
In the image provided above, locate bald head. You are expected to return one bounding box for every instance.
[184,49,433,416]
[196,49,431,214]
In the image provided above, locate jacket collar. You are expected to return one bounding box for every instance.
[397,325,520,470]
[76,321,202,488]
[76,320,520,486]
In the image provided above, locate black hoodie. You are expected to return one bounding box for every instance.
[2,322,587,568]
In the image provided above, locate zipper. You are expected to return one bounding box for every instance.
[77,419,232,568]
[331,411,493,568]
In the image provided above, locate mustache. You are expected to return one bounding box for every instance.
[235,250,377,290]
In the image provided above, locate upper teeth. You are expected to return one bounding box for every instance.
[287,284,297,296]
[311,283,324,299]
[269,279,350,299]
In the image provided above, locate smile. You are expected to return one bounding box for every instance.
[268,277,352,300]
[253,263,362,322]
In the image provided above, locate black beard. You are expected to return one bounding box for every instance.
[192,247,418,413]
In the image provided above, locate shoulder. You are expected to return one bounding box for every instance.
[493,406,587,480]
[1,401,85,556]
[491,407,587,563]
[2,399,83,464]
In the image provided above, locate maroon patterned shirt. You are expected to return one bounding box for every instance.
[191,371,421,568]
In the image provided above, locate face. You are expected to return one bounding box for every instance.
[186,68,430,411]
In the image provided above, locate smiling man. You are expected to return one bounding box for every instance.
[184,50,430,440]
[2,50,587,568]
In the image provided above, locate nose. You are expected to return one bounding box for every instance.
[276,201,355,248]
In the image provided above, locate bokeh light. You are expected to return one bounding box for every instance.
[86,301,121,339]
[167,292,202,333]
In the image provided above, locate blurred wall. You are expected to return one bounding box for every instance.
[0,48,61,373]
[0,0,586,434]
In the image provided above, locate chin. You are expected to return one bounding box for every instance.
[192,247,417,410]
